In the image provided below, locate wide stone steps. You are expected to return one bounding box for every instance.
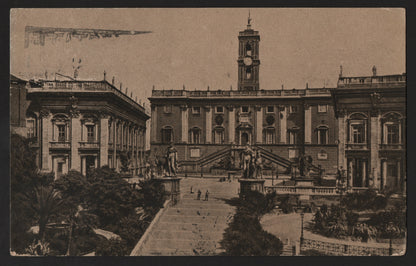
[133,178,240,256]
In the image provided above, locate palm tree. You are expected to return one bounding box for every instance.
[28,186,64,242]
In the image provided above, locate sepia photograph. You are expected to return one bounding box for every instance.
[10,8,406,256]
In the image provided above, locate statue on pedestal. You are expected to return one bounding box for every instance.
[165,144,178,177]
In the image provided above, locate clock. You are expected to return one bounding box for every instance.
[243,57,253,66]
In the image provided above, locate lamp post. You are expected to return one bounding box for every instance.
[300,212,305,246]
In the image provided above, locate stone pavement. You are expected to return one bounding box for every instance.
[132,177,240,256]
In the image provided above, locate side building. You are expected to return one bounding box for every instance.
[332,69,406,192]
[11,75,149,179]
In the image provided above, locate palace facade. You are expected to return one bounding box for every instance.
[11,75,149,179]
[150,19,339,176]
[333,69,406,192]
[149,18,406,192]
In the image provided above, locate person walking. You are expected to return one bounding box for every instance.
[197,189,201,200]
[204,190,209,201]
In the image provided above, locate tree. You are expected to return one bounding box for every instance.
[28,186,65,242]
[83,166,143,227]
[10,134,54,252]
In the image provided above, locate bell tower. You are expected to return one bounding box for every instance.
[237,12,260,91]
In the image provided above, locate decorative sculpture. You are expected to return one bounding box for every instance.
[165,144,178,177]
[240,145,262,179]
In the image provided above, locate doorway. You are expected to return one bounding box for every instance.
[241,133,249,146]
[86,156,96,177]
[348,158,368,187]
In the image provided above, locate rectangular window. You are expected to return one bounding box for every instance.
[162,128,173,144]
[241,106,249,113]
[265,129,275,144]
[216,106,224,113]
[214,129,224,144]
[267,106,274,113]
[351,124,365,144]
[190,129,201,144]
[58,125,66,142]
[26,120,36,138]
[318,104,327,113]
[192,106,201,115]
[164,105,172,113]
[386,124,400,144]
[317,128,328,144]
[289,131,298,144]
[87,125,95,142]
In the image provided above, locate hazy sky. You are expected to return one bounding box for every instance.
[11,8,405,106]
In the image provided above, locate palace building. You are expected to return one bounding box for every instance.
[149,17,406,193]
[332,68,406,192]
[10,74,149,179]
[149,18,339,177]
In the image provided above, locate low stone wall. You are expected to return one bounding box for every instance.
[300,238,404,256]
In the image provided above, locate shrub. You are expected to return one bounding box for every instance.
[95,238,129,256]
[220,192,283,256]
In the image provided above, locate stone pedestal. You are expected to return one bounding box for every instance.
[152,177,181,204]
[294,178,315,187]
[238,179,265,196]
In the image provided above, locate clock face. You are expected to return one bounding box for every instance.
[243,57,253,66]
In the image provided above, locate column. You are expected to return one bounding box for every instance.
[40,110,52,171]
[382,160,387,189]
[338,112,347,169]
[205,106,212,143]
[70,112,81,171]
[280,106,287,144]
[397,160,401,189]
[151,105,157,143]
[99,114,109,167]
[181,105,188,143]
[140,128,144,174]
[348,159,354,187]
[362,161,367,187]
[370,113,381,188]
[113,119,117,169]
[229,105,235,144]
[81,156,87,176]
[304,104,312,144]
[256,106,263,144]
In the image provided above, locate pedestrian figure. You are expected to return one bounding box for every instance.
[132,182,136,189]
[197,189,201,200]
[205,190,209,201]
[190,186,194,194]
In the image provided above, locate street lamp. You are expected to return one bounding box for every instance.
[300,211,305,246]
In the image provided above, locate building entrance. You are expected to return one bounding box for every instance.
[348,157,368,187]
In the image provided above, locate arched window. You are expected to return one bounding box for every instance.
[189,127,201,144]
[52,114,70,142]
[246,67,252,79]
[381,112,403,144]
[317,125,329,144]
[213,126,225,144]
[161,126,173,144]
[246,42,252,56]
[263,127,276,144]
[348,113,367,144]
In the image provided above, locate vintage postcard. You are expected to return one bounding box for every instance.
[10,8,406,256]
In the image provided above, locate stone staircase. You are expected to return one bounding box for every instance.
[132,178,239,256]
